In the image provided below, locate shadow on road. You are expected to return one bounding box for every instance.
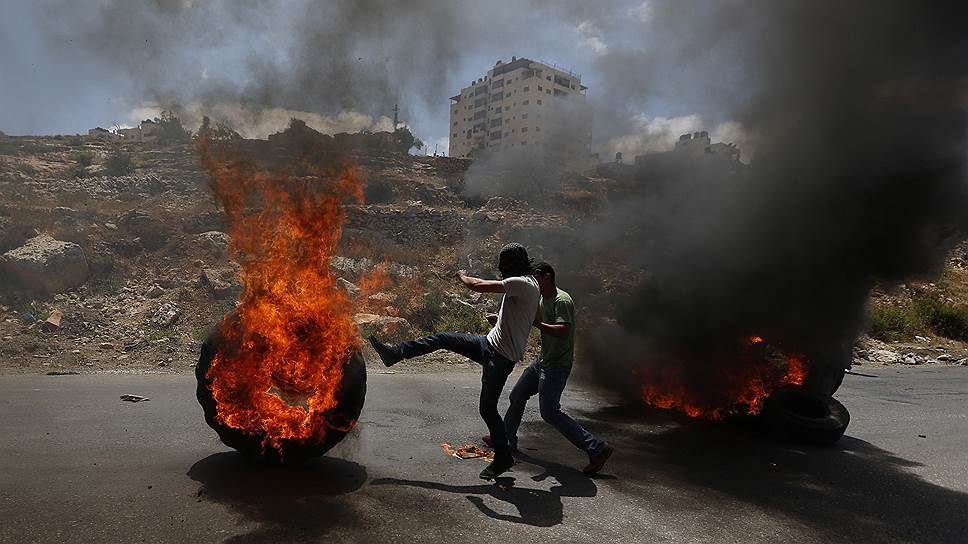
[188,451,366,543]
[573,404,968,543]
[371,451,597,527]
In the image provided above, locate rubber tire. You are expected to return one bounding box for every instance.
[761,385,849,446]
[195,314,367,463]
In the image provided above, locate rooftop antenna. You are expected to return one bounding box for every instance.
[393,103,399,131]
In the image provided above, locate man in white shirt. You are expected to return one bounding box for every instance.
[369,242,540,479]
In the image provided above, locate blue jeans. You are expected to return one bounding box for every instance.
[503,359,607,455]
[394,332,516,459]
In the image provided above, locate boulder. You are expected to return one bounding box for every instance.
[353,313,413,342]
[337,278,360,297]
[150,302,181,328]
[1,234,89,294]
[196,231,231,256]
[200,267,241,300]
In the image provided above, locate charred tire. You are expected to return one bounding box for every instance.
[195,316,367,463]
[761,385,849,446]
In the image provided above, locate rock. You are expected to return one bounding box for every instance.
[1,234,89,294]
[368,292,394,304]
[147,284,165,298]
[901,352,924,365]
[196,231,231,256]
[150,302,181,328]
[183,211,226,234]
[42,309,63,332]
[353,313,413,342]
[104,222,118,231]
[98,342,113,350]
[868,349,902,364]
[338,278,360,297]
[199,268,241,300]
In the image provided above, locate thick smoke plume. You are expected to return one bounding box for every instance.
[580,1,968,401]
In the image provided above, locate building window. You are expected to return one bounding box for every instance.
[522,113,528,119]
[546,76,551,80]
[475,97,487,107]
[474,110,486,120]
[452,133,457,138]
[490,131,502,140]
[492,79,504,88]
[538,85,543,91]
[495,106,502,114]
[554,88,568,97]
[537,99,542,105]
[506,92,512,98]
[523,86,529,92]
[521,141,528,145]
[521,127,528,133]
[523,100,529,105]
[504,131,510,137]
[490,118,502,128]
[535,126,540,131]
[453,121,457,126]
[546,89,551,94]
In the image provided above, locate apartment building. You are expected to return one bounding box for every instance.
[448,57,591,158]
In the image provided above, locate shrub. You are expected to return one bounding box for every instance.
[867,306,911,341]
[73,151,95,167]
[407,290,486,335]
[87,253,115,276]
[103,149,133,176]
[926,303,968,341]
[14,162,36,175]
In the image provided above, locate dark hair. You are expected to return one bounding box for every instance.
[497,242,533,278]
[533,261,555,283]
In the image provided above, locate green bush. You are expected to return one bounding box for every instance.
[867,306,911,341]
[407,290,486,335]
[87,253,114,276]
[103,149,133,176]
[867,295,968,342]
[74,151,95,167]
[14,162,36,175]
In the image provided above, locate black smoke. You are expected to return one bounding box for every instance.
[580,1,968,401]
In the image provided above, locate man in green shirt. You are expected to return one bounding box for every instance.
[485,261,613,474]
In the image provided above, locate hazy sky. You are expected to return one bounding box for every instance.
[0,0,742,156]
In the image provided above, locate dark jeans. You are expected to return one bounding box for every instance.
[395,332,516,459]
[504,359,607,455]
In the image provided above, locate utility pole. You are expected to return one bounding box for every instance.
[393,104,399,131]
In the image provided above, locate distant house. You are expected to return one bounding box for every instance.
[87,127,120,140]
[140,119,160,143]
[119,127,142,142]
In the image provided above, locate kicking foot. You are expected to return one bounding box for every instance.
[479,455,515,480]
[368,336,402,367]
[482,434,517,452]
[582,445,614,475]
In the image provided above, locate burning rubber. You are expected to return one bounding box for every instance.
[196,315,367,463]
[761,385,850,446]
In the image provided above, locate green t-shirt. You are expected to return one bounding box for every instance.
[539,288,575,369]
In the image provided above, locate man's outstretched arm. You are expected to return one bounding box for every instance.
[457,270,507,294]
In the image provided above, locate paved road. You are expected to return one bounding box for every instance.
[1,365,966,543]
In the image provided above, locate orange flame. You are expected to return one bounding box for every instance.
[638,337,808,419]
[200,143,364,455]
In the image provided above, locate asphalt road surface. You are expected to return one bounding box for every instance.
[1,365,966,543]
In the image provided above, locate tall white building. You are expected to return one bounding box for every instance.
[448,57,591,159]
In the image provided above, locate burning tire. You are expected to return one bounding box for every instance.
[195,316,366,463]
[761,385,849,445]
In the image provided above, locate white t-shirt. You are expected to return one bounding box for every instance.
[486,275,541,362]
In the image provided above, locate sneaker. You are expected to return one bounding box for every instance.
[368,336,402,367]
[481,434,517,452]
[582,445,613,475]
[479,455,515,480]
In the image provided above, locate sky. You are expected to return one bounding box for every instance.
[0,0,746,157]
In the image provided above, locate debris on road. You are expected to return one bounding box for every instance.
[441,442,495,460]
[46,370,79,375]
[42,309,63,332]
[120,394,150,402]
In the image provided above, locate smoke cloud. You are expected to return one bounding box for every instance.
[574,1,968,400]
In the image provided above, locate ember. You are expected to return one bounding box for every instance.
[194,139,367,462]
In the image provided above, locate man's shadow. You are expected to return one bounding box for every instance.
[188,451,367,543]
[371,451,598,527]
